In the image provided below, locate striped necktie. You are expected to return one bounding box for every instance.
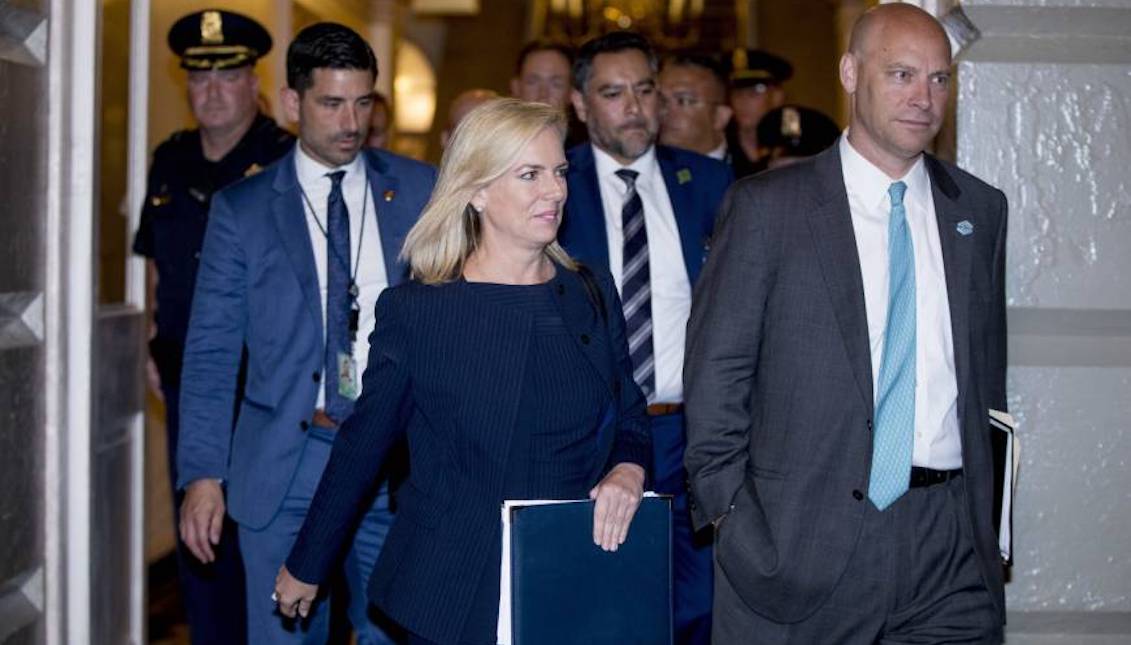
[868,180,916,510]
[615,168,656,403]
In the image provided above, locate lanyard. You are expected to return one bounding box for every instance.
[298,172,370,342]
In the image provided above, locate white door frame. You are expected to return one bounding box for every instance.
[125,0,151,640]
[45,0,149,641]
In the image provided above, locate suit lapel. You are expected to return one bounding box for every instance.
[270,151,323,339]
[363,149,412,286]
[656,146,706,284]
[807,145,874,410]
[926,155,973,423]
[564,146,611,271]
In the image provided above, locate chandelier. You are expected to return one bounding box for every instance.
[542,0,706,49]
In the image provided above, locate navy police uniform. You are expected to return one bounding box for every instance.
[134,10,293,645]
[135,113,294,387]
[721,48,793,178]
[755,104,840,170]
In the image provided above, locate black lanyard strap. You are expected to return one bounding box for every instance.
[297,171,370,297]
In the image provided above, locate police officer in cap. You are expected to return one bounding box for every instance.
[133,9,293,644]
[721,48,792,178]
[754,104,841,172]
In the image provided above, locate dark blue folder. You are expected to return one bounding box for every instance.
[507,496,672,645]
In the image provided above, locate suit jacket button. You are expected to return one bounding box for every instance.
[580,334,590,344]
[556,283,565,295]
[300,420,310,431]
[852,489,864,501]
[312,371,321,383]
[867,419,873,431]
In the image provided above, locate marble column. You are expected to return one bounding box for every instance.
[954,1,1131,642]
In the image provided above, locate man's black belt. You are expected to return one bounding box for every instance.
[909,467,962,488]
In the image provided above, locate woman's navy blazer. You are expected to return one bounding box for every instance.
[286,263,651,643]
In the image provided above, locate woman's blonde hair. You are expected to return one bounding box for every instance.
[401,98,576,284]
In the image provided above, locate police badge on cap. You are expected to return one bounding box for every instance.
[756,104,840,158]
[168,9,273,70]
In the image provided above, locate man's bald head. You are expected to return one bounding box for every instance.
[442,88,499,148]
[839,3,952,177]
[848,3,950,63]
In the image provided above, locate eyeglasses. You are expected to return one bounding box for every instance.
[661,92,721,110]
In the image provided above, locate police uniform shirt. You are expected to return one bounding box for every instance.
[134,113,294,382]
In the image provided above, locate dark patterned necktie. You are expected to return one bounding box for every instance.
[616,168,656,403]
[324,170,353,422]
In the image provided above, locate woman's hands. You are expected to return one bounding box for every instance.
[589,462,646,552]
[274,565,319,619]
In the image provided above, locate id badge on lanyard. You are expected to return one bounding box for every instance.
[338,303,361,400]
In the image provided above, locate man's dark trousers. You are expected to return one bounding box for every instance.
[652,411,712,645]
[712,475,1002,644]
[162,384,247,645]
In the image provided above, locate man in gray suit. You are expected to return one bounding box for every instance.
[684,4,1009,643]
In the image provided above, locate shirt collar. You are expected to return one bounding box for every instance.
[706,141,728,161]
[592,143,659,187]
[839,131,929,211]
[294,141,365,189]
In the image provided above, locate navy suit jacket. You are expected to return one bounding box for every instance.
[557,143,733,287]
[176,147,436,530]
[286,266,651,643]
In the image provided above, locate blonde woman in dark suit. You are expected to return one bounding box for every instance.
[273,99,651,644]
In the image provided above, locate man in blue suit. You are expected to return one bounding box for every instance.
[557,30,733,645]
[177,23,436,644]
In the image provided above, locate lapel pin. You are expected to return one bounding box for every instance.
[244,163,263,177]
[383,189,395,202]
[677,168,692,184]
[956,220,974,236]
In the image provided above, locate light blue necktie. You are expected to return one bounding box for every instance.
[868,181,916,510]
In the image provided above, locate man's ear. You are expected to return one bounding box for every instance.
[712,104,734,132]
[570,89,588,124]
[509,77,521,98]
[280,87,301,124]
[839,53,858,95]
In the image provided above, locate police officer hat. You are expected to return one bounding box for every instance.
[756,104,840,158]
[724,48,793,90]
[168,9,272,71]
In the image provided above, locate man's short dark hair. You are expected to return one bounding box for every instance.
[572,31,657,92]
[514,39,574,76]
[286,22,378,93]
[661,51,728,90]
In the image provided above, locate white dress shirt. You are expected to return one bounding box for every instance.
[706,141,727,161]
[592,144,692,404]
[840,135,961,470]
[294,143,388,407]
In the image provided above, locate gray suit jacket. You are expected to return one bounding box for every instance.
[683,142,1008,624]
